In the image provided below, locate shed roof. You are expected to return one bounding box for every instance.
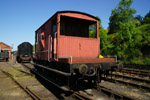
[0,42,12,50]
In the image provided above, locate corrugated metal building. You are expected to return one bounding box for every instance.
[0,42,12,57]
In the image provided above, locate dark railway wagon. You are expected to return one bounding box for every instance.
[17,42,33,63]
[34,11,120,88]
[0,50,9,61]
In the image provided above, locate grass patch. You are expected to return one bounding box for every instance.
[123,91,133,96]
[6,69,34,80]
[14,75,33,80]
[9,84,18,89]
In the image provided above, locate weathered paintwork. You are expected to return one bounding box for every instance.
[58,36,99,58]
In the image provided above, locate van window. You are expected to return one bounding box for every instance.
[60,16,97,38]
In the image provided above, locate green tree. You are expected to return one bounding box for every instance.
[134,15,143,23]
[99,25,108,54]
[106,0,144,61]
[108,0,136,34]
[117,21,142,60]
[142,11,150,24]
[133,19,141,27]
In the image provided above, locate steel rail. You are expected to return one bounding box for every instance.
[122,68,150,73]
[13,66,33,76]
[120,68,150,79]
[17,69,33,76]
[71,90,93,100]
[21,63,33,70]
[120,70,149,76]
[26,86,41,100]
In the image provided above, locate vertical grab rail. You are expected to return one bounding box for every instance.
[48,35,50,62]
[54,32,57,60]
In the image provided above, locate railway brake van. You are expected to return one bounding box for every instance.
[34,11,119,88]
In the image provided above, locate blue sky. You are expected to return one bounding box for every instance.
[0,0,150,51]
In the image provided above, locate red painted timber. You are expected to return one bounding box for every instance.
[57,36,99,58]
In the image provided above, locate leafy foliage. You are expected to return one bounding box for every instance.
[133,19,141,26]
[125,57,150,65]
[89,24,96,38]
[142,11,150,24]
[108,0,136,34]
[99,0,150,65]
[136,24,150,46]
[105,23,150,64]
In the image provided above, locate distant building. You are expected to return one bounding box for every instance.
[0,42,12,57]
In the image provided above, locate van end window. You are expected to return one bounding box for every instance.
[41,35,44,40]
[60,16,97,38]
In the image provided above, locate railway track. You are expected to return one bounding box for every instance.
[1,61,149,100]
[108,78,150,91]
[1,62,58,100]
[111,73,150,83]
[104,67,150,92]
[22,64,90,100]
[119,68,150,78]
[2,70,41,100]
[8,62,148,100]
[27,62,136,100]
[107,74,150,91]
[23,63,95,100]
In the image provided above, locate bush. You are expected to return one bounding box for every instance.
[143,57,150,65]
[124,57,150,65]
